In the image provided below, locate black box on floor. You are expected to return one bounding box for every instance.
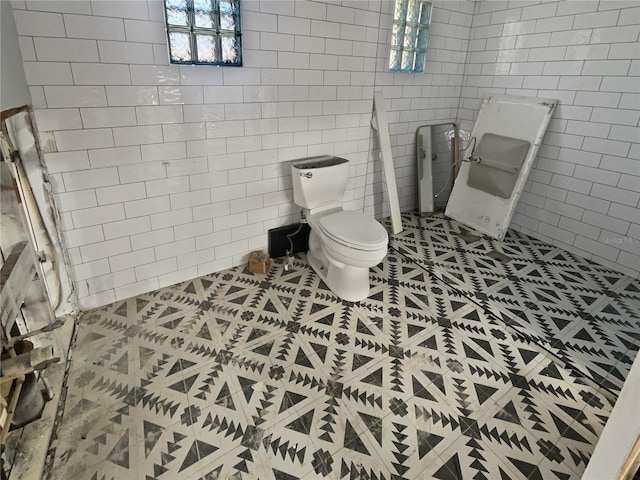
[268,223,310,258]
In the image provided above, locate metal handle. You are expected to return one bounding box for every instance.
[300,172,312,178]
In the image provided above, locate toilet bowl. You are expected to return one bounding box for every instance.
[291,156,389,302]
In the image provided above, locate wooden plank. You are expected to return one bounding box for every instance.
[372,91,402,234]
[0,241,29,288]
[1,242,36,332]
[619,434,640,480]
[0,105,29,123]
[0,346,58,381]
[0,377,23,445]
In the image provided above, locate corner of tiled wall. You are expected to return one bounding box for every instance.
[459,0,640,278]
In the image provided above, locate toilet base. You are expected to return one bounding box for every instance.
[307,248,370,302]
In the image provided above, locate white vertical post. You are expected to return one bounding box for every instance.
[372,91,402,235]
[582,352,640,480]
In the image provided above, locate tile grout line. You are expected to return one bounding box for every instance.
[388,232,620,403]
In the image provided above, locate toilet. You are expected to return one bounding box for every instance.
[291,156,389,302]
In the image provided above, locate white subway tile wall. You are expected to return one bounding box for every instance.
[459,0,640,279]
[13,0,639,308]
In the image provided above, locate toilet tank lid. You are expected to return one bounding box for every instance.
[292,156,348,169]
[319,210,388,247]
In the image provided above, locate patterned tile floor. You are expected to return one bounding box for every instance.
[47,211,639,480]
[387,212,640,395]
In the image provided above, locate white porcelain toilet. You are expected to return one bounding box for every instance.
[291,156,389,302]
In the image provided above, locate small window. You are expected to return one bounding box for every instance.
[164,0,242,66]
[389,0,432,73]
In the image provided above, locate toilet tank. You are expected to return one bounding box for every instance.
[291,156,349,209]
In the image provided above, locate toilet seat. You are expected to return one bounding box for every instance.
[318,210,388,251]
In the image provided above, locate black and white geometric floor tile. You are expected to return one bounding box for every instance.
[48,212,637,480]
[387,211,640,394]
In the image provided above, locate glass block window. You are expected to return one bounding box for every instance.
[389,0,432,73]
[164,0,242,66]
